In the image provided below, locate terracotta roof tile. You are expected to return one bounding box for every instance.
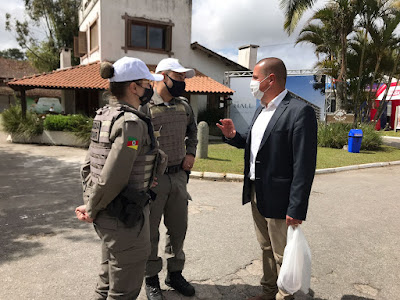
[8,61,233,94]
[0,86,61,98]
[0,57,38,80]
[8,62,108,90]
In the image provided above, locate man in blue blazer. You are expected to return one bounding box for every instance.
[217,58,317,300]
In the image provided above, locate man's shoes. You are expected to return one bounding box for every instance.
[165,271,195,297]
[145,275,164,300]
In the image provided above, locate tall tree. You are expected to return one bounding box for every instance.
[281,0,359,110]
[0,48,25,60]
[5,0,80,72]
[296,6,341,79]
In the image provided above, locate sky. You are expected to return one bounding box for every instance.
[191,0,328,70]
[0,0,328,70]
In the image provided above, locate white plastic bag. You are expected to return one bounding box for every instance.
[277,226,311,294]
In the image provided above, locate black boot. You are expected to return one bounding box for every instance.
[145,275,164,300]
[165,271,195,297]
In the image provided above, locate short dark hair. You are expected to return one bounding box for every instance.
[108,80,142,99]
[256,57,287,84]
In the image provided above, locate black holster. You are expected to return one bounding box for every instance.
[106,186,150,229]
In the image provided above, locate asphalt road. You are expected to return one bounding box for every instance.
[0,138,399,300]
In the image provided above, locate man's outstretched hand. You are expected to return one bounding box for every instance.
[216,119,236,139]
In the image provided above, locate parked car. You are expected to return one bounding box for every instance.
[29,97,63,114]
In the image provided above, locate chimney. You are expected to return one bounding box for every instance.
[60,47,72,69]
[238,45,259,70]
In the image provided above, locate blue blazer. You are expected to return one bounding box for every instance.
[226,92,317,220]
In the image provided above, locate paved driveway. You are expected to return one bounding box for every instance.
[0,138,399,299]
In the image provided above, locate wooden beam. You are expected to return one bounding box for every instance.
[21,89,26,119]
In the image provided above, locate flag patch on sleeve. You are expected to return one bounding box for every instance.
[127,137,139,150]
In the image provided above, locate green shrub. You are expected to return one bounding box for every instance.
[318,122,351,149]
[197,108,224,136]
[317,122,382,150]
[44,114,93,142]
[1,104,43,138]
[358,123,382,150]
[73,117,93,142]
[44,114,86,131]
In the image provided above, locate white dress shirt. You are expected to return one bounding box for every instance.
[249,89,288,180]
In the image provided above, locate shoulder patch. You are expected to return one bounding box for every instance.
[124,112,140,122]
[127,137,139,150]
[177,96,189,103]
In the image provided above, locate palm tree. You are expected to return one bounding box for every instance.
[296,7,340,64]
[296,6,341,106]
[281,0,359,110]
[366,12,400,103]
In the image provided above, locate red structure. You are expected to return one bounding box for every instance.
[371,80,400,130]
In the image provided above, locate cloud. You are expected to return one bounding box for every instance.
[0,0,48,52]
[0,1,26,50]
[1,0,328,70]
[192,0,328,69]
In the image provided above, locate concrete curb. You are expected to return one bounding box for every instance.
[191,160,400,182]
[382,136,400,148]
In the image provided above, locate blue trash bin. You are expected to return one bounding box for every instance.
[348,129,363,153]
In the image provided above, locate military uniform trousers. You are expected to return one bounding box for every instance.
[145,168,189,277]
[93,206,150,300]
[251,184,293,300]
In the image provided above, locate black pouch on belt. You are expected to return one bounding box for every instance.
[106,186,150,230]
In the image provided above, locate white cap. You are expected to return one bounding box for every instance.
[155,58,195,78]
[110,57,164,82]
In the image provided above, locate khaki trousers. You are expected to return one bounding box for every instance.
[146,169,189,277]
[93,207,150,300]
[251,185,293,300]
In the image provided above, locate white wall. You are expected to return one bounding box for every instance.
[189,94,207,120]
[80,0,192,65]
[80,0,101,65]
[189,50,242,83]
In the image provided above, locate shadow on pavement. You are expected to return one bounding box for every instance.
[341,296,375,300]
[0,150,96,265]
[162,283,263,300]
[161,285,324,300]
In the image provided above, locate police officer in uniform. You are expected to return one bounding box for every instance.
[75,57,167,300]
[141,58,197,300]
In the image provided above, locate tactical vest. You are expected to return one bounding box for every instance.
[149,99,188,166]
[89,104,158,192]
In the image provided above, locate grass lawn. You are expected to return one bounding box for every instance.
[192,143,400,174]
[380,131,400,137]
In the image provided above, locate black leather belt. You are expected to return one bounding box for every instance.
[165,164,182,174]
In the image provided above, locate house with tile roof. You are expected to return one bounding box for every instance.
[8,0,251,118]
[0,57,61,112]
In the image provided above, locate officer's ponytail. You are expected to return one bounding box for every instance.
[100,61,133,100]
[100,62,114,79]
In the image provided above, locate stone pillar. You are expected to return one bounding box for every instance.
[196,121,209,159]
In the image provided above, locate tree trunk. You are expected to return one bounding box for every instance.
[366,54,382,110]
[354,28,368,125]
[373,50,400,123]
[336,27,348,110]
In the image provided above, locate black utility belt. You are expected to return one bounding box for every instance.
[165,164,182,174]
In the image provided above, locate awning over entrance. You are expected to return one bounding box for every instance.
[376,79,400,101]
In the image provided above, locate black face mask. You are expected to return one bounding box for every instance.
[139,87,154,105]
[165,74,186,97]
